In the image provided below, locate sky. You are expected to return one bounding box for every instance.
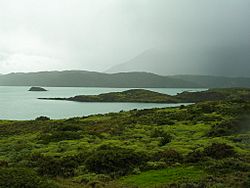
[0,0,249,74]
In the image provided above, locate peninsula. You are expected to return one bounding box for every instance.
[38,88,250,103]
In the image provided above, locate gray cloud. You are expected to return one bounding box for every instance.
[0,0,249,74]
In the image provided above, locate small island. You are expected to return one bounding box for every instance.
[28,86,47,92]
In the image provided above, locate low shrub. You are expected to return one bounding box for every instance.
[185,150,204,163]
[73,173,111,184]
[39,131,82,143]
[154,149,183,164]
[29,154,79,177]
[56,124,82,132]
[85,145,147,177]
[159,134,172,146]
[207,120,237,137]
[0,160,8,167]
[204,158,250,174]
[151,128,172,146]
[0,167,55,188]
[144,161,167,170]
[204,143,235,159]
[35,116,50,121]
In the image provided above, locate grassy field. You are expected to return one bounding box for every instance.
[118,166,205,187]
[0,89,250,187]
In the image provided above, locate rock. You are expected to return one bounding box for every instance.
[28,87,47,91]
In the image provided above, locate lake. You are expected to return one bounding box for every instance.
[0,87,206,120]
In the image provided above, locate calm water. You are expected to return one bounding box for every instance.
[0,87,206,120]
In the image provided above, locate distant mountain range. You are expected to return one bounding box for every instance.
[0,70,250,88]
[106,46,250,77]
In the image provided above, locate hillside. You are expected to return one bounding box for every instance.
[1,70,250,88]
[0,88,250,187]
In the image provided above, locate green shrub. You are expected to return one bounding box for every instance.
[151,128,167,138]
[145,161,167,170]
[168,110,195,121]
[29,154,79,177]
[85,145,147,177]
[207,120,237,137]
[0,160,8,167]
[0,167,56,188]
[204,158,250,174]
[74,173,111,184]
[56,124,82,132]
[159,134,172,146]
[204,143,235,159]
[154,149,183,164]
[39,131,82,143]
[197,102,216,113]
[185,150,204,163]
[86,180,105,188]
[35,116,50,121]
[151,128,172,146]
[130,111,175,125]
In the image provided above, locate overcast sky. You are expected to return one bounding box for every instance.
[0,0,249,74]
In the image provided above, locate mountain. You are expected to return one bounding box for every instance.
[106,45,250,77]
[1,70,250,88]
[170,75,250,88]
[0,71,199,88]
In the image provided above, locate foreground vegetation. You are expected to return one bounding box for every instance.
[1,88,250,187]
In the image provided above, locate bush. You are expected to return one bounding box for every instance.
[151,128,172,146]
[204,158,250,174]
[35,116,50,121]
[207,120,237,137]
[204,143,235,159]
[85,145,147,177]
[0,167,55,188]
[39,131,82,143]
[145,161,167,170]
[159,134,172,146]
[56,124,82,132]
[168,111,195,121]
[154,149,183,164]
[151,128,167,138]
[73,173,111,184]
[29,154,79,177]
[130,111,175,125]
[197,102,216,113]
[0,160,8,167]
[185,150,204,163]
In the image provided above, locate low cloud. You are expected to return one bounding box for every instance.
[0,0,249,74]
